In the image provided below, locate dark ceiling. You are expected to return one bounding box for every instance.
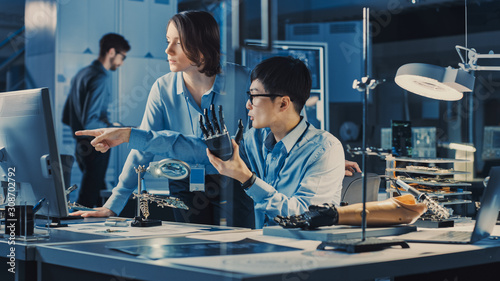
[179,0,500,43]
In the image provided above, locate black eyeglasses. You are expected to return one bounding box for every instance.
[246,91,284,105]
[117,52,127,61]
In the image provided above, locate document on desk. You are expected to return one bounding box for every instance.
[64,222,205,237]
[109,238,301,260]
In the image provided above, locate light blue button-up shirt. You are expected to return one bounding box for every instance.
[104,63,250,215]
[128,118,345,229]
[239,118,344,228]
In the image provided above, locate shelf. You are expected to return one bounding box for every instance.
[386,188,472,197]
[389,157,471,163]
[386,167,469,176]
[395,178,472,187]
[428,191,472,197]
[438,199,472,206]
[385,156,474,218]
[388,190,472,197]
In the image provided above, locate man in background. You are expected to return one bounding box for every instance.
[62,33,130,207]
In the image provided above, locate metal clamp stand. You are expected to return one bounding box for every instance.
[131,165,161,227]
[321,8,408,253]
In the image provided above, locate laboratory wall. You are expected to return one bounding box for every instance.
[25,0,177,197]
[19,0,500,184]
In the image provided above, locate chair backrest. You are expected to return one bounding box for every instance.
[341,172,381,205]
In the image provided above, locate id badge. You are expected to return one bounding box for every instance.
[190,165,205,192]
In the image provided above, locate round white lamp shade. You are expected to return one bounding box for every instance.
[395,63,475,101]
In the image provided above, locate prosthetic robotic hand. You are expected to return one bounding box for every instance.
[275,194,428,230]
[200,104,244,161]
[274,204,339,230]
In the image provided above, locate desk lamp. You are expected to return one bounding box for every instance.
[395,63,474,101]
[395,46,500,185]
[395,45,500,145]
[396,0,500,144]
[395,46,500,102]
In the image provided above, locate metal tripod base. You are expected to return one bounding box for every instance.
[317,237,409,253]
[130,216,162,227]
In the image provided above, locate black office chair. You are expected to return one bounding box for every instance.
[341,172,381,205]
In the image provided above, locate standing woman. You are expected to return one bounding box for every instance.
[72,10,255,228]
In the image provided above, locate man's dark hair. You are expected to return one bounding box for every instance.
[99,33,131,58]
[169,10,221,77]
[251,56,312,113]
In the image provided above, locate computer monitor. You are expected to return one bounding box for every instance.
[242,40,327,130]
[243,40,325,91]
[391,120,412,157]
[0,88,69,218]
[483,126,500,160]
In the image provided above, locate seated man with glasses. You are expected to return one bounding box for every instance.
[74,56,345,229]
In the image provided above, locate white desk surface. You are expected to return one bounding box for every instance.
[34,222,500,281]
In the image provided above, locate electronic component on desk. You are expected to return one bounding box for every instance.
[406,165,440,172]
[96,228,128,233]
[406,165,452,173]
[105,218,130,227]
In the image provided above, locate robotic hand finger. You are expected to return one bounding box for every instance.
[200,104,244,161]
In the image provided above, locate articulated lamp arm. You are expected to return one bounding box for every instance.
[456,45,500,72]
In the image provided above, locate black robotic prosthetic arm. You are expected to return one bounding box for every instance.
[199,104,244,161]
[274,203,339,230]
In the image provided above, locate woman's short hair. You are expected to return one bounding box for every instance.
[169,11,221,77]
